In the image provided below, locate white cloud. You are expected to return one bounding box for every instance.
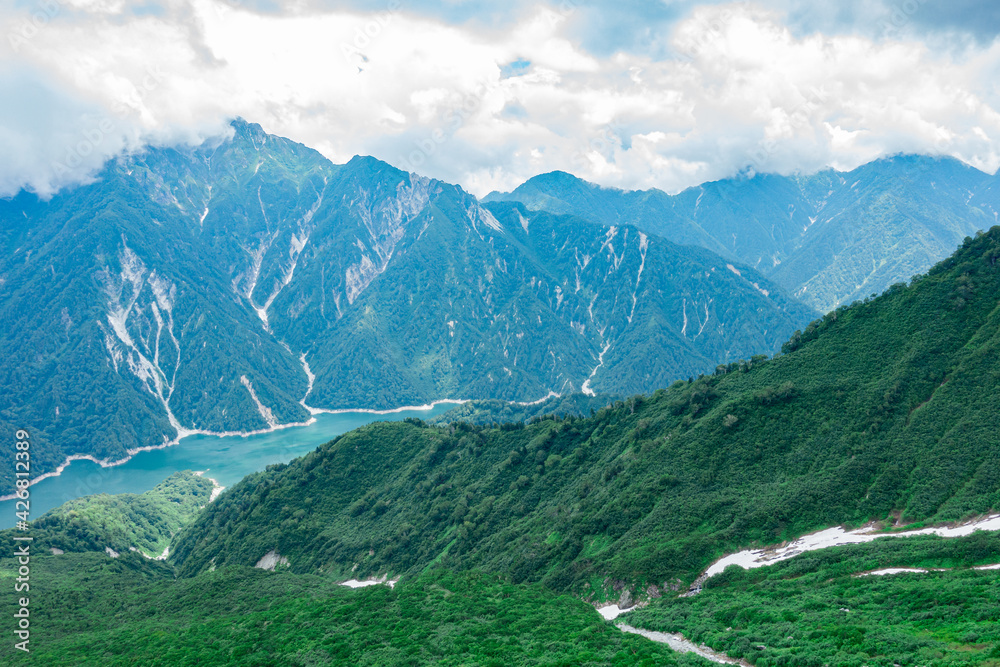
[1,0,1000,199]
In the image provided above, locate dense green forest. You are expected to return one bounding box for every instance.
[4,486,1000,664]
[429,393,618,427]
[170,228,1000,600]
[0,551,706,666]
[1,472,213,557]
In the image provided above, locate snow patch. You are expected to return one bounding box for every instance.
[598,605,630,620]
[858,568,929,577]
[341,577,398,589]
[700,514,1000,582]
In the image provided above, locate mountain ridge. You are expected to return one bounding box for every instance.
[0,120,814,494]
[486,154,998,312]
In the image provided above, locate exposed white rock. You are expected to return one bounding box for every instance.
[101,244,189,439]
[581,342,611,396]
[627,233,648,324]
[255,550,289,570]
[466,202,503,232]
[240,375,278,428]
[298,353,321,414]
[345,176,431,304]
[617,625,747,665]
[681,298,689,337]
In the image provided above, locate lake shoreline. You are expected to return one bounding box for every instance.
[2,398,469,502]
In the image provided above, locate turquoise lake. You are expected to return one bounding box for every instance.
[1,404,454,529]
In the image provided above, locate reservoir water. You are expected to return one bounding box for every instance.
[1,404,454,529]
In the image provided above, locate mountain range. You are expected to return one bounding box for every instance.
[0,120,814,492]
[486,155,999,313]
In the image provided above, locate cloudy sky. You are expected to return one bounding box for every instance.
[2,0,1000,197]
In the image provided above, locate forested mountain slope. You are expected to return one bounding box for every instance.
[0,552,706,667]
[0,121,813,493]
[170,228,1000,599]
[487,155,996,313]
[21,471,213,558]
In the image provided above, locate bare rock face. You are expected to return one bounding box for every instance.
[254,549,290,571]
[646,584,662,599]
[618,588,633,609]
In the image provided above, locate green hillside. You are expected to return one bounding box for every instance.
[0,552,705,666]
[428,393,618,427]
[2,471,213,558]
[628,531,1000,666]
[170,228,1000,597]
